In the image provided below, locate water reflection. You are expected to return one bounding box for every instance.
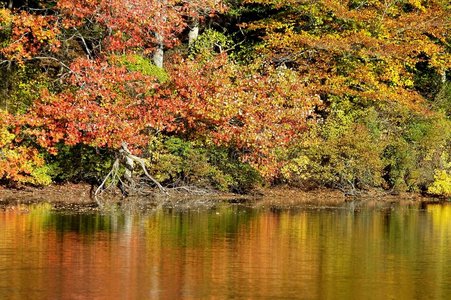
[0,202,449,299]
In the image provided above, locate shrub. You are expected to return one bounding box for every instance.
[0,65,52,114]
[0,110,51,185]
[281,100,385,192]
[189,29,233,58]
[46,145,116,183]
[281,97,451,193]
[428,170,451,197]
[147,136,261,192]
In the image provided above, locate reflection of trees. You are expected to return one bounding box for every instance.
[0,203,449,299]
[45,213,127,234]
[313,204,451,299]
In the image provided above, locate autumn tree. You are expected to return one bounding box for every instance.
[55,0,226,66]
[238,0,451,191]
[1,0,450,193]
[164,52,318,178]
[1,0,231,185]
[18,0,227,146]
[241,0,450,107]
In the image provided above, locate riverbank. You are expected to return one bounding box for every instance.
[0,183,443,212]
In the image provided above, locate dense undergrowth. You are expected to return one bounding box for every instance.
[0,0,450,196]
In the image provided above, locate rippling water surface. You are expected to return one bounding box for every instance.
[0,200,450,299]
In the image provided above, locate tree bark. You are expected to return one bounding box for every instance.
[123,153,135,188]
[188,19,199,45]
[152,0,166,68]
[120,142,167,194]
[441,70,447,84]
[153,32,164,68]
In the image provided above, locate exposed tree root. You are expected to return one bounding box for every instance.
[94,143,225,209]
[95,142,168,198]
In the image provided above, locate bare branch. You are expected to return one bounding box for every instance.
[95,158,120,196]
[30,56,74,73]
[74,28,93,59]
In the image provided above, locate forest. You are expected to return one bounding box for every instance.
[0,0,450,196]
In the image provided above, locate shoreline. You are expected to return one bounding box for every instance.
[0,183,445,212]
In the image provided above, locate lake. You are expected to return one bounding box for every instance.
[0,200,450,299]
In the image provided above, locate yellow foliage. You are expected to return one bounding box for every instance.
[281,156,311,181]
[428,170,451,197]
[0,110,51,185]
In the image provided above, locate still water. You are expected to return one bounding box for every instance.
[0,201,450,299]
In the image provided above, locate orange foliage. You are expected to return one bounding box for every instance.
[0,110,48,185]
[56,0,225,54]
[243,0,451,109]
[0,8,60,63]
[166,54,319,177]
[23,57,170,152]
[22,53,318,178]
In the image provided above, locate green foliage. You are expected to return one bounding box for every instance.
[47,145,116,183]
[148,136,213,186]
[114,54,169,83]
[434,82,451,117]
[207,147,262,193]
[281,101,384,191]
[382,140,418,191]
[382,109,451,191]
[147,136,261,192]
[29,165,53,185]
[281,96,451,193]
[189,29,234,58]
[0,65,51,114]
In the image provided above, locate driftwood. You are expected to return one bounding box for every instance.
[95,142,168,197]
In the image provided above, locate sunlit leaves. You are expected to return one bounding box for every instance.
[0,9,60,63]
[23,57,167,151]
[167,53,319,178]
[56,0,225,55]
[0,110,51,185]
[1,0,449,189]
[243,0,451,106]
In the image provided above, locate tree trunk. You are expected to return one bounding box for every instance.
[441,70,447,84]
[95,142,167,197]
[8,0,13,9]
[188,19,199,45]
[153,0,166,68]
[153,32,164,68]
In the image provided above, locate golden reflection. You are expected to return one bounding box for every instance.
[0,203,450,299]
